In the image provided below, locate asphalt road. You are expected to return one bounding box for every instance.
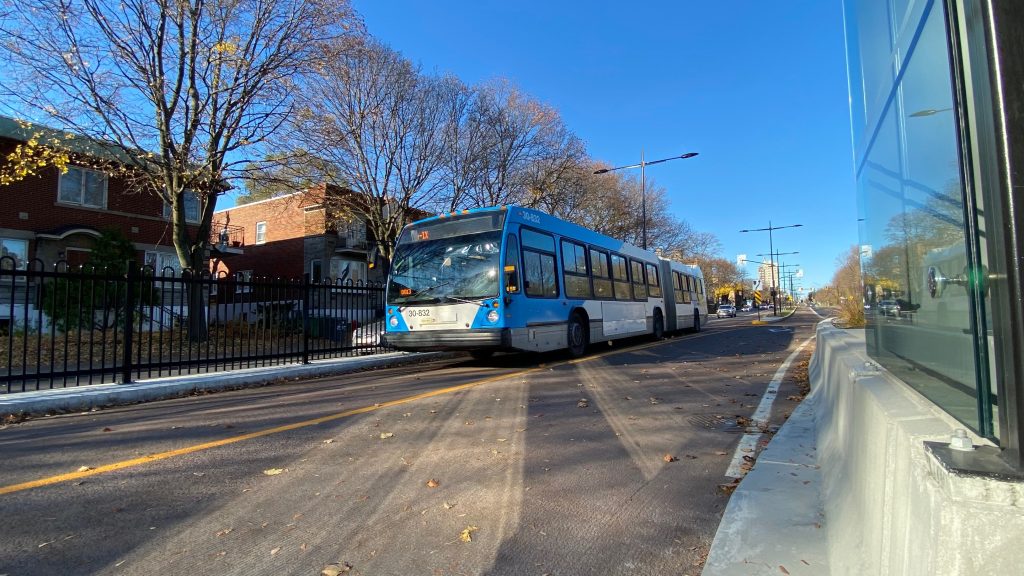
[0,307,822,576]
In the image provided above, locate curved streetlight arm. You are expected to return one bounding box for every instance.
[592,152,699,174]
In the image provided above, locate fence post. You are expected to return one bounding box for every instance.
[121,264,137,383]
[302,273,310,365]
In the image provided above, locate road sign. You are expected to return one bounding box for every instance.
[754,292,762,305]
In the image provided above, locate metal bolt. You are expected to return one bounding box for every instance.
[949,428,974,452]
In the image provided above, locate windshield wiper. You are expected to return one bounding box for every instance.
[443,295,489,308]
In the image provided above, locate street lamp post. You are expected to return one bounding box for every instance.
[741,221,802,315]
[594,151,699,250]
[777,263,801,306]
[757,251,799,309]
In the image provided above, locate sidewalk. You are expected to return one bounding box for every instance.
[0,351,448,417]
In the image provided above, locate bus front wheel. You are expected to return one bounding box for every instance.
[567,312,588,358]
[653,311,665,339]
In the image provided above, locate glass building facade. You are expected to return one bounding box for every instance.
[845,0,1024,466]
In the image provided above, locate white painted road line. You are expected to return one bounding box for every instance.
[725,334,816,478]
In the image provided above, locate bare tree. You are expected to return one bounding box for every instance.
[295,37,449,265]
[435,76,481,213]
[0,0,359,339]
[460,79,579,209]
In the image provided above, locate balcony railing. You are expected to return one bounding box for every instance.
[211,223,246,250]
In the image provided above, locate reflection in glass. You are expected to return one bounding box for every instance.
[850,1,992,435]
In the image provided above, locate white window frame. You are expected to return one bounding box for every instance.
[58,165,108,209]
[0,238,29,270]
[235,270,253,293]
[144,251,183,275]
[162,190,201,223]
[255,221,267,244]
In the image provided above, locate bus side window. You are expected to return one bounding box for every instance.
[590,248,612,298]
[611,254,630,300]
[631,259,647,300]
[646,263,661,298]
[504,234,520,294]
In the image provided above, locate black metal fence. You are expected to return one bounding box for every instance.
[0,260,389,393]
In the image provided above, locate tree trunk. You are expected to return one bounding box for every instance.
[185,252,209,343]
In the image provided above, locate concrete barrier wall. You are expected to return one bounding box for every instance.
[810,322,1024,575]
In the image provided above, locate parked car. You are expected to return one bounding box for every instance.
[352,319,387,351]
[877,299,901,316]
[716,305,737,318]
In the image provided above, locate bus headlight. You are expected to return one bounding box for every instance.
[486,310,499,323]
[389,316,399,328]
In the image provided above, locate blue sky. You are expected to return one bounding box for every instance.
[352,0,858,292]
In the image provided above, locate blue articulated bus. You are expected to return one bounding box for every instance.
[384,205,708,358]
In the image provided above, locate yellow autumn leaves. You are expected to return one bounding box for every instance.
[0,134,71,186]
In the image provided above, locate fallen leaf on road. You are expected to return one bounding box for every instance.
[270,547,281,556]
[577,399,589,408]
[717,481,739,495]
[263,468,284,476]
[380,432,394,439]
[779,566,790,575]
[216,528,233,537]
[715,451,728,455]
[459,526,478,542]
[322,563,352,576]
[323,439,334,444]
[426,479,440,488]
[444,502,455,509]
[102,427,113,432]
[77,466,93,472]
[663,454,679,463]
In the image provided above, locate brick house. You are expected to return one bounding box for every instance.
[0,115,198,273]
[211,184,428,285]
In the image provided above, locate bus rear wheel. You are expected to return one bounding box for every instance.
[693,310,701,333]
[567,312,588,358]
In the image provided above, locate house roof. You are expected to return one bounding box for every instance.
[0,114,146,166]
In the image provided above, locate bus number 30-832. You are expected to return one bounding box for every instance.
[406,309,431,317]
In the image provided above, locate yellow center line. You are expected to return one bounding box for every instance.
[0,326,730,496]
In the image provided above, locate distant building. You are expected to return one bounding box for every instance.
[211,185,429,284]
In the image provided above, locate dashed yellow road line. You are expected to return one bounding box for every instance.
[0,327,732,496]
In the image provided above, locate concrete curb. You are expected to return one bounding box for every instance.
[0,352,452,417]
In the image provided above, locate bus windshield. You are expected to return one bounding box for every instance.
[388,213,505,305]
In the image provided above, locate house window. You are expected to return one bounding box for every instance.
[58,166,107,208]
[311,259,322,283]
[235,270,253,293]
[255,222,267,244]
[331,258,367,284]
[0,238,28,270]
[144,251,182,275]
[162,191,200,223]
